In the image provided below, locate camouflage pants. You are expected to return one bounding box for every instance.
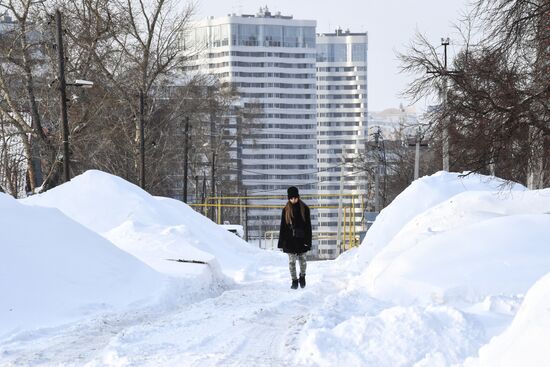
[288,253,307,280]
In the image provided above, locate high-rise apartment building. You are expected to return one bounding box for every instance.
[186,8,318,245]
[316,29,369,259]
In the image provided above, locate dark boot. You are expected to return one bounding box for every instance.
[299,274,306,288]
[291,279,299,289]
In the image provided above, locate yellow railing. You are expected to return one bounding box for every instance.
[189,193,365,250]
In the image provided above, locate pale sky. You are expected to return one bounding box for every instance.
[195,0,472,112]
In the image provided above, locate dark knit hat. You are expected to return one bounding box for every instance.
[287,186,299,199]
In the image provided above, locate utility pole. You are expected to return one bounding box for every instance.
[236,106,244,229]
[244,187,249,241]
[182,116,190,203]
[202,171,207,216]
[194,175,199,203]
[336,163,345,254]
[374,127,381,213]
[442,69,449,172]
[56,9,70,183]
[408,126,428,181]
[259,220,263,249]
[427,38,460,172]
[208,87,216,221]
[414,127,421,180]
[210,145,216,221]
[139,89,145,189]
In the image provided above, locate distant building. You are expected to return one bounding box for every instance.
[368,106,418,142]
[316,29,368,259]
[367,107,429,211]
[184,8,318,248]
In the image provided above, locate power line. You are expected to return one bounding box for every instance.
[245,168,370,196]
[239,161,348,177]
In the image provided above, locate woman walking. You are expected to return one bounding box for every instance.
[278,186,312,289]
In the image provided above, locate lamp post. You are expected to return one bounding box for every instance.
[55,9,70,182]
[427,37,460,172]
[56,9,93,182]
[182,115,190,202]
[179,96,200,203]
[139,89,145,189]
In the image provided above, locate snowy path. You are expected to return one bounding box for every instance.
[0,261,348,366]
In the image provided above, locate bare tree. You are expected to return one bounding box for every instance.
[354,126,437,210]
[0,114,27,196]
[0,1,59,192]
[41,0,196,189]
[159,77,260,221]
[399,1,549,188]
[0,0,206,197]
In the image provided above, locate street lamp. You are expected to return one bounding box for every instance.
[182,115,190,202]
[56,9,93,182]
[69,79,94,88]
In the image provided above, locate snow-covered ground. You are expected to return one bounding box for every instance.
[1,170,549,366]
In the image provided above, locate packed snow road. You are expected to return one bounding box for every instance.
[0,261,346,366]
[4,171,550,366]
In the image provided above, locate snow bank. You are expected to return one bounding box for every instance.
[301,173,549,366]
[22,170,281,280]
[296,288,484,367]
[464,272,550,367]
[0,193,165,338]
[361,188,550,305]
[352,172,525,266]
[364,213,550,305]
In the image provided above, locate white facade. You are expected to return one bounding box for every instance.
[316,30,369,259]
[368,107,419,142]
[187,9,318,245]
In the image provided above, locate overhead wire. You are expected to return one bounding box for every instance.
[245,167,371,196]
[239,160,348,177]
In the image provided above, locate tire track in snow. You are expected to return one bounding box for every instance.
[1,261,345,366]
[0,279,229,366]
[95,281,327,366]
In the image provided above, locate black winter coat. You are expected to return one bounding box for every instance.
[277,200,312,254]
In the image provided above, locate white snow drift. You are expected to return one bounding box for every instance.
[359,179,550,306]
[2,170,279,339]
[465,272,550,367]
[0,193,164,338]
[303,172,550,366]
[23,170,281,280]
[352,171,527,266]
[2,169,550,366]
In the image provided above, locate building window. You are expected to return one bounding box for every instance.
[283,26,300,47]
[211,24,230,47]
[317,43,347,62]
[264,25,283,47]
[332,44,347,62]
[238,24,259,46]
[303,27,316,48]
[317,44,329,62]
[352,43,367,62]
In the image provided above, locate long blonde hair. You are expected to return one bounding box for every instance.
[284,199,306,225]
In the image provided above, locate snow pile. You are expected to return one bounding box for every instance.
[293,269,488,367]
[0,193,165,338]
[360,186,550,305]
[298,297,484,366]
[23,170,280,280]
[353,171,526,265]
[464,272,550,367]
[298,172,550,366]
